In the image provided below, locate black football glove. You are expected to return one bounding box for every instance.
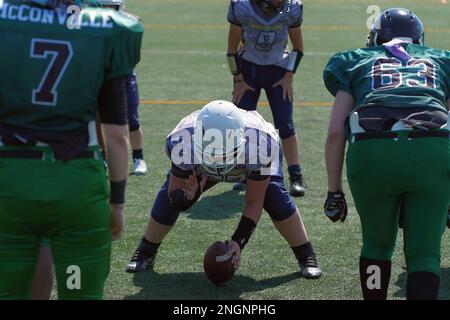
[324,191,348,222]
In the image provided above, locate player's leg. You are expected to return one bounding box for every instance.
[0,219,40,299]
[346,139,400,300]
[263,176,321,278]
[126,73,147,176]
[233,59,262,191]
[0,157,45,299]
[402,137,449,300]
[126,173,217,273]
[264,67,305,197]
[31,240,54,300]
[50,158,111,300]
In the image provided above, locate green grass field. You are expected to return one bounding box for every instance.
[104,0,450,300]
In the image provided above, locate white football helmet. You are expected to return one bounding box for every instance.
[96,0,124,10]
[194,101,246,175]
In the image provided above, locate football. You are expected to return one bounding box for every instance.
[203,241,235,286]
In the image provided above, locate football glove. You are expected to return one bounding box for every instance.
[324,191,348,222]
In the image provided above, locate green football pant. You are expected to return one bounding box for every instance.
[0,146,111,299]
[346,132,449,276]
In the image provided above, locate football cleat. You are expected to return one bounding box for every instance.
[125,247,156,273]
[289,173,306,197]
[299,254,322,279]
[233,181,246,191]
[133,159,147,176]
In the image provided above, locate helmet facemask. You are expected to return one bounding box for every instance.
[257,0,291,14]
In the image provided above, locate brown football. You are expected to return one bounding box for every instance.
[203,241,235,286]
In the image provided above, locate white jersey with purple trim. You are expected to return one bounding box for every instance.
[166,109,282,182]
[227,0,304,68]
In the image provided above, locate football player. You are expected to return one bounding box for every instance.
[323,8,450,300]
[29,0,146,300]
[0,0,143,299]
[95,0,147,176]
[226,0,307,197]
[125,100,322,279]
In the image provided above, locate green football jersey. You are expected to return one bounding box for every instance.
[0,0,143,132]
[323,44,450,112]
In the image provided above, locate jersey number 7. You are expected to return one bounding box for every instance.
[30,38,73,106]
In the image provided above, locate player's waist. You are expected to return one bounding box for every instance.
[347,106,450,143]
[351,130,449,143]
[0,121,100,161]
[0,146,100,162]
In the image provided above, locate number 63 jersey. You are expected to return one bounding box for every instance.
[323,43,450,112]
[0,0,143,132]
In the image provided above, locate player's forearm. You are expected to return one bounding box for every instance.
[103,124,130,182]
[227,24,242,54]
[325,131,346,192]
[242,178,269,224]
[242,204,263,225]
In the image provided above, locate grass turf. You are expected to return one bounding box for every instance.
[102,0,450,300]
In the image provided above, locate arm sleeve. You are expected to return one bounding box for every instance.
[323,52,354,97]
[98,76,129,125]
[288,0,304,28]
[106,17,144,80]
[227,0,242,26]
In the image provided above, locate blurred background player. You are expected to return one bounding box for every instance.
[96,0,147,176]
[29,0,145,300]
[323,8,450,300]
[0,0,143,299]
[125,100,321,278]
[226,0,307,197]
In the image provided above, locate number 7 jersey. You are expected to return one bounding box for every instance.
[0,0,143,132]
[323,43,450,112]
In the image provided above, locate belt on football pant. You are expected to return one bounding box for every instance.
[0,149,97,160]
[353,130,449,142]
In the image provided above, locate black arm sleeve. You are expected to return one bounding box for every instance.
[98,76,129,125]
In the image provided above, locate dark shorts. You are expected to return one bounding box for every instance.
[235,59,295,139]
[126,72,141,131]
[151,171,297,226]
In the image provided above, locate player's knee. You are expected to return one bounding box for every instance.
[150,184,180,226]
[128,118,140,132]
[361,241,395,261]
[150,203,180,226]
[264,182,296,221]
[276,120,296,139]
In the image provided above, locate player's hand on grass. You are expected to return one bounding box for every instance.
[110,203,125,241]
[182,172,207,201]
[232,79,256,106]
[227,240,241,270]
[272,72,294,102]
[324,190,348,222]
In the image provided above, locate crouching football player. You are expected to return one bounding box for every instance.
[126,100,321,278]
[323,8,450,300]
